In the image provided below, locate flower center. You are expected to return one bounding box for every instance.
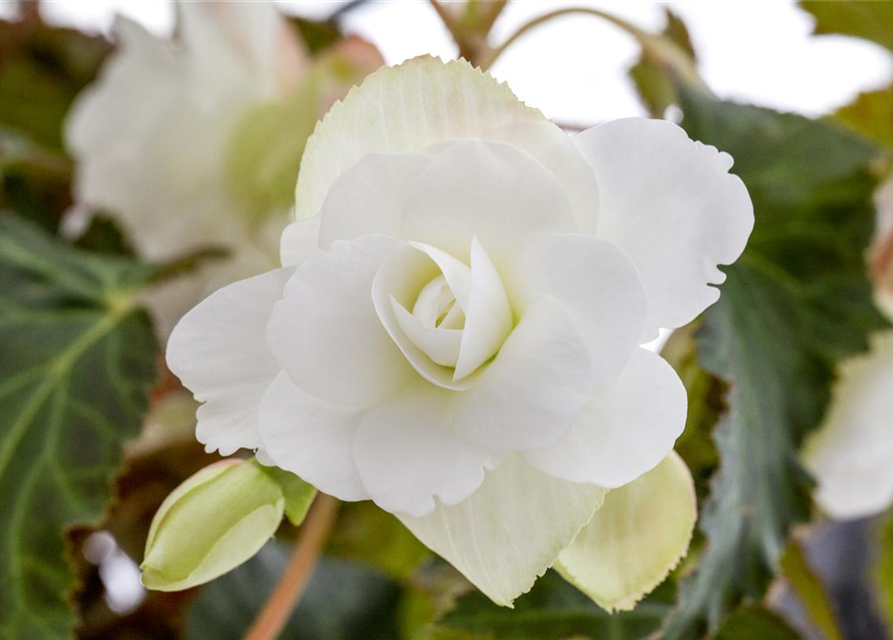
[374,236,514,389]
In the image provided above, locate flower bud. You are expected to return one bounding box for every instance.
[141,458,285,591]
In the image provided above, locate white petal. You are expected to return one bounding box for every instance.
[267,235,416,408]
[371,246,472,391]
[316,152,434,248]
[525,348,687,488]
[402,140,576,263]
[804,332,893,520]
[391,299,463,367]
[574,118,754,341]
[294,56,546,221]
[454,237,513,381]
[451,302,594,451]
[399,455,607,606]
[501,233,646,390]
[258,371,368,501]
[166,268,292,456]
[485,121,600,233]
[353,384,501,517]
[279,214,321,267]
[556,451,696,612]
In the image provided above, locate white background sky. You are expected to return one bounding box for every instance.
[11,0,893,125]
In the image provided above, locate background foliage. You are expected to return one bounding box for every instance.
[2,2,893,639]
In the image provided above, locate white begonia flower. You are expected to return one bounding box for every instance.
[65,2,382,334]
[167,57,753,607]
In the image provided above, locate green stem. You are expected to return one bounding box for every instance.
[482,6,710,97]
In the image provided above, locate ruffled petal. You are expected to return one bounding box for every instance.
[525,348,687,488]
[268,235,416,408]
[294,56,546,221]
[556,452,696,612]
[450,302,594,451]
[399,455,607,606]
[501,233,646,390]
[574,118,753,341]
[804,332,893,519]
[401,139,576,262]
[166,268,293,455]
[315,152,434,248]
[352,383,501,517]
[258,371,368,501]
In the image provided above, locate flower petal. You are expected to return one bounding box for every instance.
[268,235,417,408]
[294,56,546,221]
[398,455,606,606]
[501,233,646,391]
[453,237,513,381]
[803,332,893,520]
[167,268,292,456]
[451,301,594,451]
[574,118,753,341]
[258,371,368,501]
[352,383,501,517]
[556,452,696,612]
[524,348,687,488]
[316,152,434,248]
[485,121,600,233]
[402,139,576,262]
[279,214,321,267]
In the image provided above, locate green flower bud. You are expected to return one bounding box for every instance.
[141,458,285,592]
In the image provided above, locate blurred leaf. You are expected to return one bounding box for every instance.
[800,1,893,53]
[0,10,111,151]
[185,544,403,640]
[291,16,343,54]
[661,91,888,639]
[74,215,136,256]
[628,9,696,117]
[780,537,844,640]
[875,510,893,633]
[713,606,802,640]
[833,83,893,151]
[432,571,673,640]
[327,500,431,580]
[0,215,165,639]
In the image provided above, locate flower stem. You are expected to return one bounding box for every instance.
[482,6,710,96]
[242,494,340,640]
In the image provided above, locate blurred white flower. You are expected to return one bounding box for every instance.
[65,2,382,333]
[166,57,753,608]
[804,176,893,521]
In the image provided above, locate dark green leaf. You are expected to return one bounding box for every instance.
[0,215,165,639]
[74,214,136,256]
[0,11,111,151]
[628,9,696,117]
[185,544,403,640]
[661,91,888,639]
[713,606,802,640]
[434,571,674,640]
[290,16,343,54]
[800,1,893,53]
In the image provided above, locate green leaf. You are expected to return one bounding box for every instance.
[0,214,165,639]
[833,83,893,151]
[290,16,343,54]
[628,9,696,117]
[0,10,111,151]
[259,465,317,526]
[800,1,893,53]
[661,90,888,639]
[779,538,844,640]
[713,606,802,640]
[434,571,674,640]
[185,544,403,640]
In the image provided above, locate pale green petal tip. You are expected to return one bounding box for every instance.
[556,451,697,613]
[141,458,287,591]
